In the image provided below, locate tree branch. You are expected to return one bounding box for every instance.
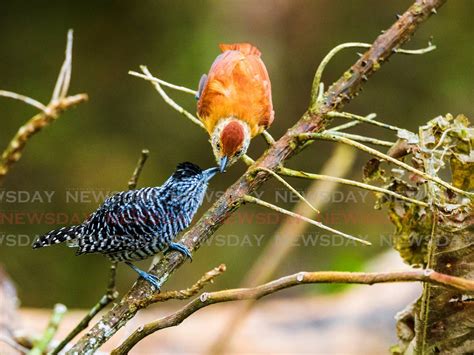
[0,29,87,183]
[112,268,474,354]
[70,1,447,352]
[29,304,67,355]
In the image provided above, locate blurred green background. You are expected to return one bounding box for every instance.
[0,1,472,308]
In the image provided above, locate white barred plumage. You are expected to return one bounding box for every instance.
[32,162,219,289]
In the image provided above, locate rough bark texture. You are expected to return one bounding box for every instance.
[69,1,447,353]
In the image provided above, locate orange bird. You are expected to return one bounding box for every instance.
[197,43,274,172]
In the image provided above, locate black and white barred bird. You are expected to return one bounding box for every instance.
[33,162,219,290]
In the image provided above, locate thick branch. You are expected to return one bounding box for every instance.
[112,268,474,354]
[70,1,446,352]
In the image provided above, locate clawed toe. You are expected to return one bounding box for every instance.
[168,242,193,262]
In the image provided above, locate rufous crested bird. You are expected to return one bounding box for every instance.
[197,43,274,172]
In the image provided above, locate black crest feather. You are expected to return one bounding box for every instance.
[173,162,202,178]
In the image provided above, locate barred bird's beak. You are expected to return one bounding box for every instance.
[219,156,228,173]
[204,167,220,181]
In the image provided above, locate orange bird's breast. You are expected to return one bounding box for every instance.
[197,43,274,137]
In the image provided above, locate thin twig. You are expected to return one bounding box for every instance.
[128,70,197,96]
[301,132,472,197]
[0,334,30,354]
[241,154,255,166]
[28,304,67,355]
[112,268,473,354]
[52,149,150,354]
[135,66,205,129]
[326,113,377,132]
[135,264,226,307]
[327,111,405,132]
[329,131,395,147]
[128,149,150,190]
[310,42,435,110]
[262,130,275,145]
[311,42,375,110]
[243,195,371,245]
[278,167,428,207]
[52,29,74,102]
[253,167,320,213]
[0,90,48,111]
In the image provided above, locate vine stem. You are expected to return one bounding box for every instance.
[243,195,371,245]
[300,132,472,197]
[278,167,428,207]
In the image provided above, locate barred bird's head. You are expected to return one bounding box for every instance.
[168,162,219,190]
[211,118,251,172]
[164,162,219,211]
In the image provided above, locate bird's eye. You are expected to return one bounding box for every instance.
[216,143,221,150]
[236,149,243,156]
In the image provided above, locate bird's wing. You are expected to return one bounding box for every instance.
[197,44,274,136]
[77,189,160,254]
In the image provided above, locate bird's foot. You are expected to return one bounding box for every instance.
[125,262,161,291]
[167,242,192,261]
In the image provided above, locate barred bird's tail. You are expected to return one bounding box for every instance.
[32,225,79,249]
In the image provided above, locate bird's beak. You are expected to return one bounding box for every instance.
[219,156,228,173]
[204,166,220,181]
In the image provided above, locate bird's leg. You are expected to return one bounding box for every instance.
[167,242,193,261]
[262,130,275,146]
[125,261,161,291]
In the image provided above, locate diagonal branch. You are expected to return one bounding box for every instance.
[112,268,474,354]
[134,66,205,129]
[243,195,371,245]
[70,1,447,352]
[128,70,197,96]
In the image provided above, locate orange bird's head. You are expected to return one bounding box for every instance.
[211,118,250,172]
[197,43,274,172]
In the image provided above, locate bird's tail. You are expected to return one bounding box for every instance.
[219,43,261,56]
[32,225,79,249]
